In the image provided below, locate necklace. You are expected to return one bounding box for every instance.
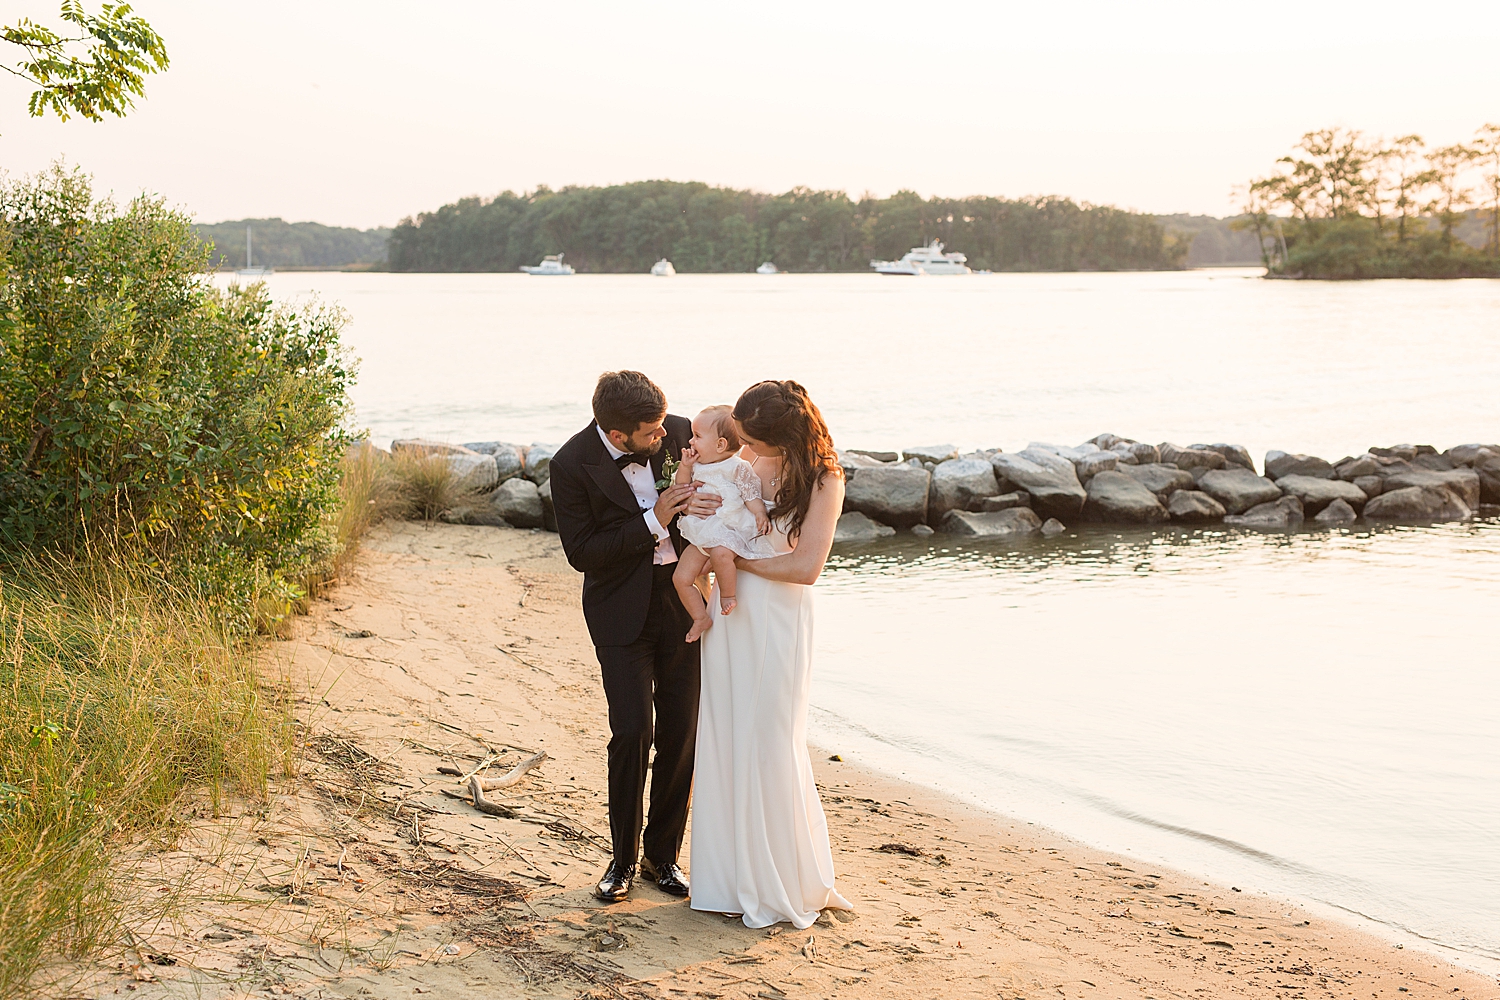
[754,456,782,489]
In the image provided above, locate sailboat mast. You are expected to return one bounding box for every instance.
[246,226,252,268]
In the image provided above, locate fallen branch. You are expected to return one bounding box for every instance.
[473,750,548,792]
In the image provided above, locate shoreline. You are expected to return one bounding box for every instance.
[77,521,1500,999]
[803,724,1500,980]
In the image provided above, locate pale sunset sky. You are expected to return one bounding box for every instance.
[3,0,1498,229]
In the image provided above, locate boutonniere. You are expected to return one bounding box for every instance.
[655,453,680,491]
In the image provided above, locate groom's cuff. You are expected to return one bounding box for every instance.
[643,508,669,544]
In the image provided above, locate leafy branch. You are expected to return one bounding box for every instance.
[2,2,168,122]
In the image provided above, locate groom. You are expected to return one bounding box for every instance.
[548,370,718,903]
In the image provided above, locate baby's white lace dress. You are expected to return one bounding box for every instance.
[677,456,789,560]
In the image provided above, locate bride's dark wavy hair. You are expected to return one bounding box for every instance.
[732,380,841,542]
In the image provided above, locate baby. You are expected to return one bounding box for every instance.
[672,405,781,642]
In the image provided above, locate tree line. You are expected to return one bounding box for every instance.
[195,218,390,269]
[387,181,1188,273]
[1240,125,1500,279]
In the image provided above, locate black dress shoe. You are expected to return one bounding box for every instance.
[594,860,636,902]
[641,858,690,897]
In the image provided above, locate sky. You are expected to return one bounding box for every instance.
[3,0,1499,229]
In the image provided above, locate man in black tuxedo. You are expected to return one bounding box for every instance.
[548,370,719,902]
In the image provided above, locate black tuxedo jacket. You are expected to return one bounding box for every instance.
[549,415,692,647]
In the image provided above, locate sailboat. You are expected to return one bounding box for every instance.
[235,226,273,278]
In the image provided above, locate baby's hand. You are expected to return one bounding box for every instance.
[681,446,697,470]
[753,509,771,536]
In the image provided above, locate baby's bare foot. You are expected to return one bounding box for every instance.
[719,594,737,615]
[685,616,713,643]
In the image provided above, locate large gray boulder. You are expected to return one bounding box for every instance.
[839,450,891,471]
[490,478,544,528]
[1075,452,1118,481]
[1264,451,1334,480]
[929,458,1001,519]
[1197,468,1282,515]
[844,464,930,529]
[903,444,959,465]
[1223,495,1305,529]
[1363,485,1472,522]
[447,452,499,494]
[1167,490,1227,522]
[1194,443,1255,471]
[1276,474,1369,515]
[1158,443,1226,473]
[1313,498,1358,525]
[1335,454,1380,480]
[847,448,900,463]
[1383,469,1481,509]
[990,449,1087,520]
[1476,452,1500,504]
[1082,471,1169,524]
[1119,463,1196,498]
[1370,444,1418,461]
[1027,441,1100,464]
[978,491,1030,512]
[1040,517,1066,536]
[834,511,896,543]
[1413,453,1456,471]
[939,507,1042,537]
[391,438,473,457]
[1354,475,1384,498]
[538,477,557,532]
[465,441,524,481]
[1444,443,1500,467]
[523,443,559,484]
[1127,442,1160,465]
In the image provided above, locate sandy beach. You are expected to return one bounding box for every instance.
[81,520,1500,1000]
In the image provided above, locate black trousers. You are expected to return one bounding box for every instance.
[595,563,701,867]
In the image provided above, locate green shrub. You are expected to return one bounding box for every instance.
[0,165,354,994]
[0,165,354,590]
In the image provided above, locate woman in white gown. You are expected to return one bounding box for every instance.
[688,380,853,929]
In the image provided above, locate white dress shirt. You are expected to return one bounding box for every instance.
[597,425,677,566]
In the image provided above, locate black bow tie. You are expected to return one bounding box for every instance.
[614,453,648,471]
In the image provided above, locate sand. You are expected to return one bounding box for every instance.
[77,521,1499,1000]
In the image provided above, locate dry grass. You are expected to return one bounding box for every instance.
[0,554,289,998]
[337,444,483,542]
[0,442,480,996]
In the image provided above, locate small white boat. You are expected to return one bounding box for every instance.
[235,225,273,279]
[871,240,971,276]
[650,258,676,276]
[520,253,575,275]
[755,262,780,275]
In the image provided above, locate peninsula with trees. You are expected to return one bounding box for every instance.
[1241,124,1500,279]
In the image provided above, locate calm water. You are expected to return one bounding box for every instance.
[235,270,1500,969]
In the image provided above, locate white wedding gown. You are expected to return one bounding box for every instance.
[689,554,852,928]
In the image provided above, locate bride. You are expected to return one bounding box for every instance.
[688,380,853,929]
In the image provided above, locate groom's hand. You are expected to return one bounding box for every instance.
[684,490,722,519]
[654,482,702,524]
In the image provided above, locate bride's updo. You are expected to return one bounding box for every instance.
[732,380,841,541]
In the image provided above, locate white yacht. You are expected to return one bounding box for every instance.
[871,240,971,276]
[650,258,676,276]
[755,261,780,275]
[520,253,575,275]
[235,225,273,279]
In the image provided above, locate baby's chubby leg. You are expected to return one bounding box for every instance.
[673,547,714,643]
[707,546,739,615]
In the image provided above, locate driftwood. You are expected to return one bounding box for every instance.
[438,750,549,818]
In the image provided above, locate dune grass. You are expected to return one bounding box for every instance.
[0,445,479,994]
[0,554,289,997]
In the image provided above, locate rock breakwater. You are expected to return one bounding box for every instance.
[372,435,1499,542]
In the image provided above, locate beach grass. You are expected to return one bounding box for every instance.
[0,554,288,997]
